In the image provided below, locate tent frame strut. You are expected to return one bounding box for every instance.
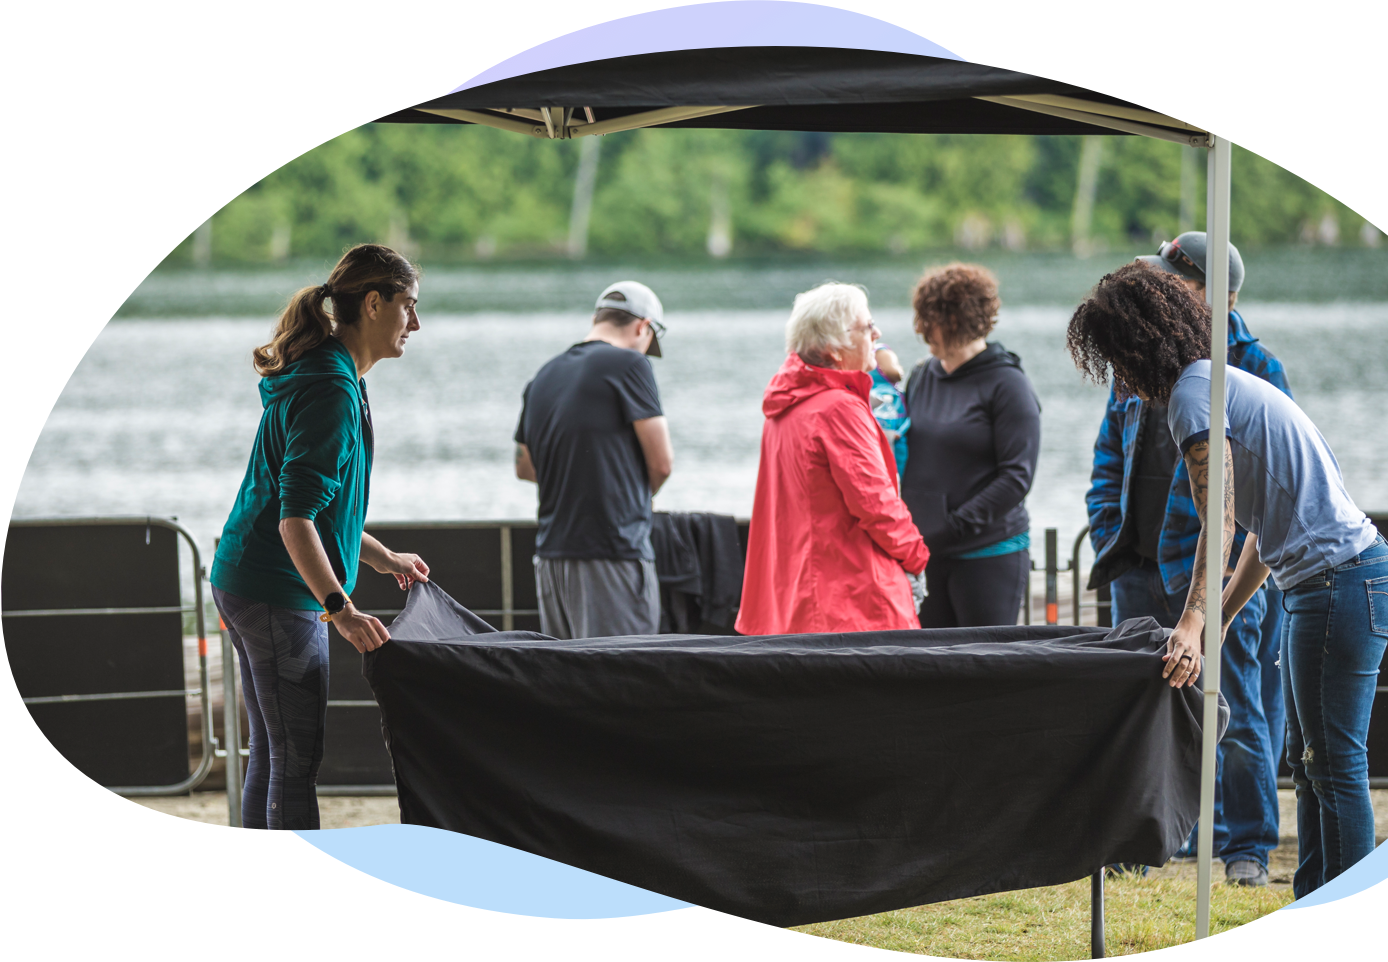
[974,96,1211,147]
[418,105,757,139]
[421,94,1208,145]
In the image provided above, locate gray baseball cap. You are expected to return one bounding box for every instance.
[596,280,665,357]
[1136,230,1245,293]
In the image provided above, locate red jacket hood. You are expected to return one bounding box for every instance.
[762,353,873,418]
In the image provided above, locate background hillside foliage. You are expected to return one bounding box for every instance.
[172,124,1380,265]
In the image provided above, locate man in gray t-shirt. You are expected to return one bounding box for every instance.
[1167,361,1377,590]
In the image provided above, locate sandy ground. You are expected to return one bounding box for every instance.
[136,791,403,829]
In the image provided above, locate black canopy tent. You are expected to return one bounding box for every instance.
[383,0,1388,148]
[387,46,1091,112]
[376,46,1211,146]
[374,41,1235,940]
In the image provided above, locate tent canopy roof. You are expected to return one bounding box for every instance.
[376,46,1209,145]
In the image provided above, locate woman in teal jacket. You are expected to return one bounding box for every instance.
[210,243,429,830]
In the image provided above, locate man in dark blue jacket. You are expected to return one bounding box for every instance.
[1086,233,1289,886]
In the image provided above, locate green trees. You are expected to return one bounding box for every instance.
[169,124,1381,265]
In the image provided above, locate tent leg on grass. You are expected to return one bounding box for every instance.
[1091,870,1105,958]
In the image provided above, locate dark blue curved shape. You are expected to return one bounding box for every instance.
[297,824,691,918]
[454,1,959,93]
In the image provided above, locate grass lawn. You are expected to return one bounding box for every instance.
[793,788,1388,959]
[794,873,1293,960]
[146,790,1385,959]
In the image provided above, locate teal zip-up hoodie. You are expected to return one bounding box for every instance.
[211,336,372,610]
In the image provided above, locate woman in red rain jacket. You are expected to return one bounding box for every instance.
[736,283,930,635]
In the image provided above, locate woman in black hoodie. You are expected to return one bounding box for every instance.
[902,263,1041,628]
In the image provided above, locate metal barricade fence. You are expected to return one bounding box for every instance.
[3,517,215,795]
[1021,526,1111,628]
[0,519,549,816]
[10,517,1383,820]
[14,516,1070,803]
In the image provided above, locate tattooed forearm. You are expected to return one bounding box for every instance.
[1187,445,1209,508]
[1223,443,1236,571]
[1182,440,1236,621]
[1185,441,1211,617]
[1187,530,1209,615]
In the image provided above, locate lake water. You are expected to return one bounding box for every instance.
[17,256,1388,566]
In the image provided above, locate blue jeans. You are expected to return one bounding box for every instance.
[1110,562,1185,628]
[213,586,330,830]
[1112,561,1281,868]
[1260,588,1286,786]
[1280,534,1388,897]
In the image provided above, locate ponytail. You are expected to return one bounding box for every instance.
[252,284,333,376]
[252,244,419,377]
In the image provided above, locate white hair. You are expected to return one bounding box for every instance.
[785,282,869,366]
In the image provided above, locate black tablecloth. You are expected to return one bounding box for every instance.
[365,581,1225,926]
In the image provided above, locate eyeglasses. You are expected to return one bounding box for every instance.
[648,318,667,341]
[845,318,881,337]
[1158,240,1204,278]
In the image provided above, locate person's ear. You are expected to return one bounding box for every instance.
[363,290,381,320]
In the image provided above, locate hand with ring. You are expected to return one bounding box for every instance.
[1162,620,1203,688]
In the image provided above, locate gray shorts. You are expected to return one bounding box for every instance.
[534,556,660,639]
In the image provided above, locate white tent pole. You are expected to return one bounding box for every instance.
[1196,133,1232,940]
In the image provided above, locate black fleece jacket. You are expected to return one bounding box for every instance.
[901,342,1042,557]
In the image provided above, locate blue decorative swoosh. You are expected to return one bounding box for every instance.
[296,824,691,918]
[1283,838,1388,909]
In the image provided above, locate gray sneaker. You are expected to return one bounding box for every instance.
[1225,859,1268,887]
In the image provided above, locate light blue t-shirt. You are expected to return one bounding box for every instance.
[1167,360,1377,589]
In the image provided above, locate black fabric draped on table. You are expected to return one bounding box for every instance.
[364,581,1226,927]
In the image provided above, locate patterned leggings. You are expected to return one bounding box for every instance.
[212,586,329,830]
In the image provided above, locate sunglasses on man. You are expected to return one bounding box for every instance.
[1158,240,1204,279]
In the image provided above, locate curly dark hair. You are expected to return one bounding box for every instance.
[912,262,1000,347]
[1066,262,1212,403]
